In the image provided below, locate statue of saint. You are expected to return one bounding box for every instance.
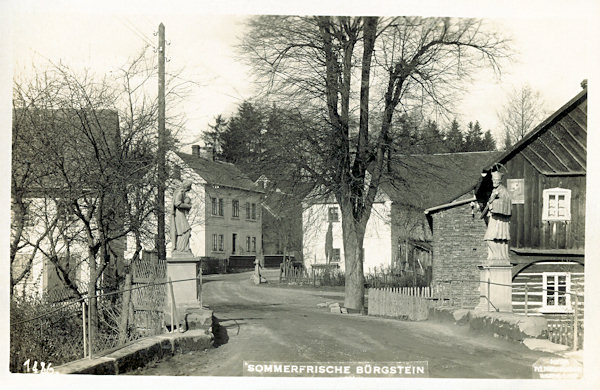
[483,169,512,261]
[170,179,193,255]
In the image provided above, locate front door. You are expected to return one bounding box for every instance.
[232,233,237,254]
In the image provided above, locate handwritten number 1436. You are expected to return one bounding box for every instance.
[23,359,54,373]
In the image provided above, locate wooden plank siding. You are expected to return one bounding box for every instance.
[504,153,585,251]
[511,261,584,315]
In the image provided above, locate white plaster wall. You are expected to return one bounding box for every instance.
[12,197,89,299]
[363,201,392,273]
[303,200,392,272]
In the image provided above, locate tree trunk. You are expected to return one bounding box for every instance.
[341,205,366,312]
[87,247,98,350]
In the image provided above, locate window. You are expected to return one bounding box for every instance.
[542,188,571,221]
[246,202,251,219]
[328,207,339,222]
[212,198,224,216]
[232,233,237,254]
[211,198,218,216]
[251,203,256,220]
[252,237,256,252]
[212,234,218,251]
[218,234,224,251]
[542,272,571,312]
[232,200,239,218]
[246,236,251,252]
[331,248,341,262]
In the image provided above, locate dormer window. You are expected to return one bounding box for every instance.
[542,188,571,221]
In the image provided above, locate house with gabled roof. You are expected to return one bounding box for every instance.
[11,108,124,300]
[425,83,587,316]
[163,146,264,267]
[302,151,501,281]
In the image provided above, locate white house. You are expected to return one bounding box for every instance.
[302,151,502,280]
[303,192,392,273]
[148,146,264,261]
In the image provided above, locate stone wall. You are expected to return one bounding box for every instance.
[430,197,487,308]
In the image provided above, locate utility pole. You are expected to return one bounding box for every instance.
[156,23,166,262]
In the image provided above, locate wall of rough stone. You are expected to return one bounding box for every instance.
[430,197,488,308]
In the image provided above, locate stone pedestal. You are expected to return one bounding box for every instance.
[475,261,513,312]
[167,254,202,306]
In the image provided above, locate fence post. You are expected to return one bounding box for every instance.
[82,301,87,359]
[198,266,203,308]
[168,277,177,332]
[573,293,579,351]
[524,282,529,316]
[118,274,132,344]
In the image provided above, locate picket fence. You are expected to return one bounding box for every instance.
[367,287,438,321]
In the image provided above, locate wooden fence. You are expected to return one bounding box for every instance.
[367,287,435,321]
[279,261,310,284]
[129,251,167,336]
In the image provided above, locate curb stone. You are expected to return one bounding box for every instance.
[55,311,214,375]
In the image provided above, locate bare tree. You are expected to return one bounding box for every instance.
[11,49,185,335]
[241,16,509,311]
[497,84,547,147]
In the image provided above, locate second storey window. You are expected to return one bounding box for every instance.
[232,200,239,218]
[211,198,218,216]
[251,237,256,252]
[218,198,224,216]
[251,203,256,220]
[328,207,339,222]
[542,188,571,221]
[212,197,224,216]
[245,202,251,219]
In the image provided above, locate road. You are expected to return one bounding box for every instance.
[129,270,554,378]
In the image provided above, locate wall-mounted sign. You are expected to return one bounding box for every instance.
[507,179,525,204]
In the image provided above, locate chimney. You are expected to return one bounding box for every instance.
[581,79,588,89]
[192,144,216,160]
[191,144,201,156]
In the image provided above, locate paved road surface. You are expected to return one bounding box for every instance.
[130,270,554,378]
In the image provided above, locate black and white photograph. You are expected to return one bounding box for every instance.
[2,1,599,389]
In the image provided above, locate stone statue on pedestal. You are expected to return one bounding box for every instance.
[483,170,512,262]
[477,167,513,312]
[170,179,193,256]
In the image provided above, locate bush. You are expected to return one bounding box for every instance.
[365,266,429,288]
[314,267,345,287]
[10,296,84,372]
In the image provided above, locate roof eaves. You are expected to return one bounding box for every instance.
[424,196,477,215]
[483,88,587,172]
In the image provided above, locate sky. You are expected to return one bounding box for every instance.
[4,1,599,149]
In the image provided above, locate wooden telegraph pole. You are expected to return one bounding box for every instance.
[156,23,167,262]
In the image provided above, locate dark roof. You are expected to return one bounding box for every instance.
[484,88,587,175]
[176,152,262,193]
[380,151,503,209]
[12,108,121,195]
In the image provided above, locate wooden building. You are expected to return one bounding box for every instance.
[426,84,587,316]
